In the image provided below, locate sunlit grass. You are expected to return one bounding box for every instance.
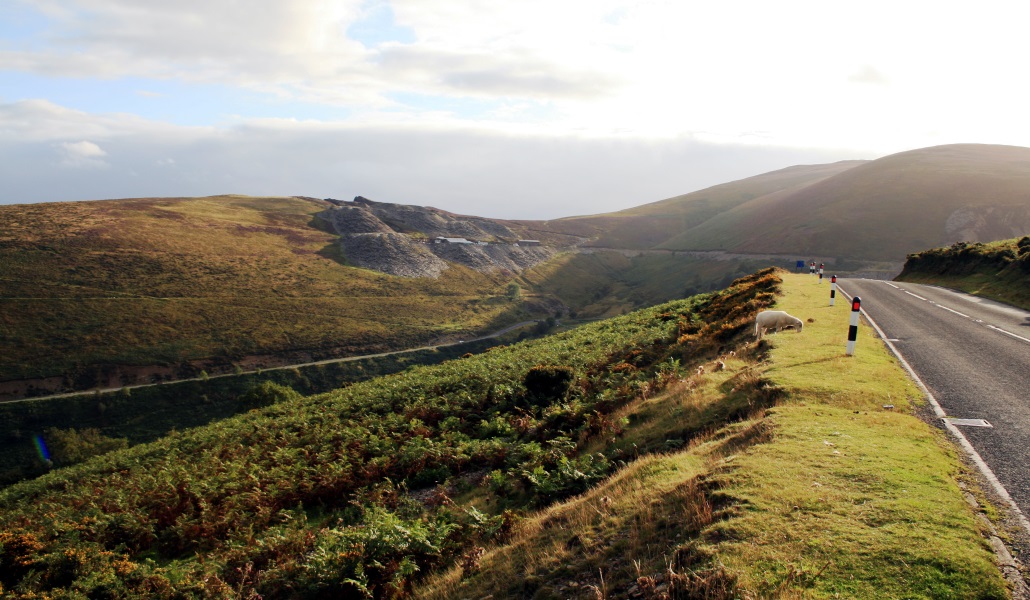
[0,196,525,380]
[416,272,1007,599]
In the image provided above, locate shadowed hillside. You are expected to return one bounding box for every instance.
[660,144,1030,260]
[523,144,1030,268]
[524,160,865,250]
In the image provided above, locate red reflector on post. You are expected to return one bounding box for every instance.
[851,297,861,311]
[831,275,837,283]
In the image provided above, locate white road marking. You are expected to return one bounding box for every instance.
[885,282,900,289]
[837,284,1030,538]
[934,304,972,319]
[988,325,1030,345]
[888,282,1030,346]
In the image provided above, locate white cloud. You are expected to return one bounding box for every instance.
[6,1,1030,211]
[849,66,890,86]
[0,99,863,217]
[57,140,108,168]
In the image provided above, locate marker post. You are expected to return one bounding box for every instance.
[846,296,861,356]
[830,275,837,306]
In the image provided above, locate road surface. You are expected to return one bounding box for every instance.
[838,279,1030,535]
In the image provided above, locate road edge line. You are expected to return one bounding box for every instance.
[838,282,1030,539]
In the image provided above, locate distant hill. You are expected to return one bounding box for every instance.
[531,160,865,250]
[531,144,1030,264]
[667,144,1030,261]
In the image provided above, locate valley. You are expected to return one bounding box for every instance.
[6,144,1030,400]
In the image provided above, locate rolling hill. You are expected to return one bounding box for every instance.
[6,143,1030,398]
[664,144,1030,260]
[522,159,866,250]
[0,196,554,395]
[533,144,1030,263]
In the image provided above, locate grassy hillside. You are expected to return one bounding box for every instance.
[0,270,1009,598]
[0,196,531,387]
[896,236,1030,309]
[0,195,778,397]
[663,144,1030,261]
[418,272,1009,599]
[0,332,520,489]
[519,250,793,318]
[523,144,1030,267]
[529,161,864,250]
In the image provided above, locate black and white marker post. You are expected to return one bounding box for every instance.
[829,275,837,306]
[846,296,861,356]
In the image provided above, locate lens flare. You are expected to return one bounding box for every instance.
[33,434,51,464]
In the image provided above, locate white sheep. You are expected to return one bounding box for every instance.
[754,311,804,340]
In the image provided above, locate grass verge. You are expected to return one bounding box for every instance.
[417,272,1009,599]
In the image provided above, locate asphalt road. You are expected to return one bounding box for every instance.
[838,278,1030,532]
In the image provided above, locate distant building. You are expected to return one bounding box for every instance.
[435,237,473,244]
[517,239,542,246]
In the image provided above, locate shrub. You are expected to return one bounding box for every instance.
[237,381,301,409]
[523,365,574,401]
[1017,236,1030,256]
[43,427,129,467]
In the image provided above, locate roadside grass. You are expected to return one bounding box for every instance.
[415,272,1008,599]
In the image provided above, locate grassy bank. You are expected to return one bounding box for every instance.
[897,237,1030,310]
[418,272,1008,598]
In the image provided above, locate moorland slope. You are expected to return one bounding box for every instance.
[0,196,547,391]
[531,144,1030,265]
[0,270,1009,598]
[660,144,1030,260]
[7,143,1030,397]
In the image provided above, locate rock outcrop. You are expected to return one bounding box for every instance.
[354,196,517,241]
[320,197,555,278]
[340,233,449,278]
[322,204,394,234]
[431,242,555,274]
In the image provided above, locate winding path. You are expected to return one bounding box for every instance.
[0,320,541,406]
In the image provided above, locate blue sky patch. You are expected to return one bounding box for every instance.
[1,72,351,125]
[347,1,416,48]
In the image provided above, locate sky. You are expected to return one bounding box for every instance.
[3,0,1030,219]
